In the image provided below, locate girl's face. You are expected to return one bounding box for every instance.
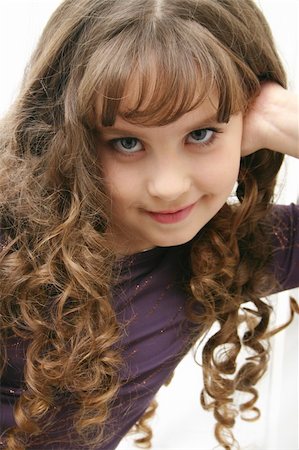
[97,92,243,255]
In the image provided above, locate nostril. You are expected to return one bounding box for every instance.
[148,177,191,201]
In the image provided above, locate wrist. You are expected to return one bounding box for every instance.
[263,86,299,158]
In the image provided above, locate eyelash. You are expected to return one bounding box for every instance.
[107,127,223,157]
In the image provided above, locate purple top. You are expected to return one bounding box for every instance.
[0,204,298,449]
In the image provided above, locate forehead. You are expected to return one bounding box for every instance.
[95,64,219,128]
[100,94,220,138]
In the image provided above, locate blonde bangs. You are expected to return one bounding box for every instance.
[87,18,252,128]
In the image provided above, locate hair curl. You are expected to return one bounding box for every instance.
[0,0,296,449]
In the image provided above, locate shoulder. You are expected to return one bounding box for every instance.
[269,203,299,291]
[270,203,298,246]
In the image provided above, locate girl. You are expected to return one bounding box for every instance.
[0,1,298,449]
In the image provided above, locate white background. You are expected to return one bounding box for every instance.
[0,1,298,450]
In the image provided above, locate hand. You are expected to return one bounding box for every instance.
[241,82,299,158]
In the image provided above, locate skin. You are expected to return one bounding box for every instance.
[96,82,298,256]
[97,93,243,255]
[242,82,299,158]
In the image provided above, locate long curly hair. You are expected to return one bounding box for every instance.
[0,0,294,448]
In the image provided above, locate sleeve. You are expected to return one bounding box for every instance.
[270,203,299,292]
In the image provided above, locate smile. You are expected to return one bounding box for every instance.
[146,203,196,224]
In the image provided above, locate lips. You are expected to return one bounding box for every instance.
[146,203,196,224]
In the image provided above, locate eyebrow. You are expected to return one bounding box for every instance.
[100,112,222,135]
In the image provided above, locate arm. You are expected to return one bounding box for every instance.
[241,82,299,158]
[241,84,299,290]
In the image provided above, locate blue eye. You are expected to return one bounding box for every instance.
[187,129,215,145]
[110,137,142,154]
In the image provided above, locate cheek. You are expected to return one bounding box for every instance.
[101,161,140,206]
[99,159,121,202]
[194,151,240,192]
[212,135,242,184]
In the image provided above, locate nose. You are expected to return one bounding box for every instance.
[147,159,191,201]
